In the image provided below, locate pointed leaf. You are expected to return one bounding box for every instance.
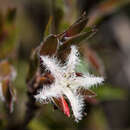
[61,28,96,49]
[36,73,54,86]
[63,12,88,37]
[57,28,96,62]
[78,88,97,98]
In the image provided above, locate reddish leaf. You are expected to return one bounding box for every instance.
[64,12,88,37]
[40,34,59,56]
[35,73,54,87]
[76,85,98,105]
[78,88,97,98]
[57,28,96,62]
[76,72,83,77]
[61,28,96,49]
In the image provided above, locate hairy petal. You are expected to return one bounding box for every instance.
[35,85,61,103]
[64,88,84,122]
[40,56,63,79]
[37,45,104,122]
[66,46,80,73]
[72,75,104,90]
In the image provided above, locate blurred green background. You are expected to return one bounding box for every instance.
[0,0,130,130]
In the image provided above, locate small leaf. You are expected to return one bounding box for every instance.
[78,88,97,98]
[36,73,54,87]
[77,87,98,105]
[61,27,96,49]
[40,34,59,56]
[57,28,96,62]
[63,12,88,37]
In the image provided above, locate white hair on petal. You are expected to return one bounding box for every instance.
[64,88,84,122]
[35,85,61,104]
[71,75,104,90]
[66,46,80,72]
[36,45,104,122]
[83,75,104,88]
[40,56,64,80]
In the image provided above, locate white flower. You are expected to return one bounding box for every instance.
[35,45,104,121]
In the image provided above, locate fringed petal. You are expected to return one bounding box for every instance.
[72,75,104,90]
[64,88,84,122]
[40,56,63,80]
[35,85,61,104]
[66,46,80,73]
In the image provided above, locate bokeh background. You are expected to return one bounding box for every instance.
[0,0,130,130]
